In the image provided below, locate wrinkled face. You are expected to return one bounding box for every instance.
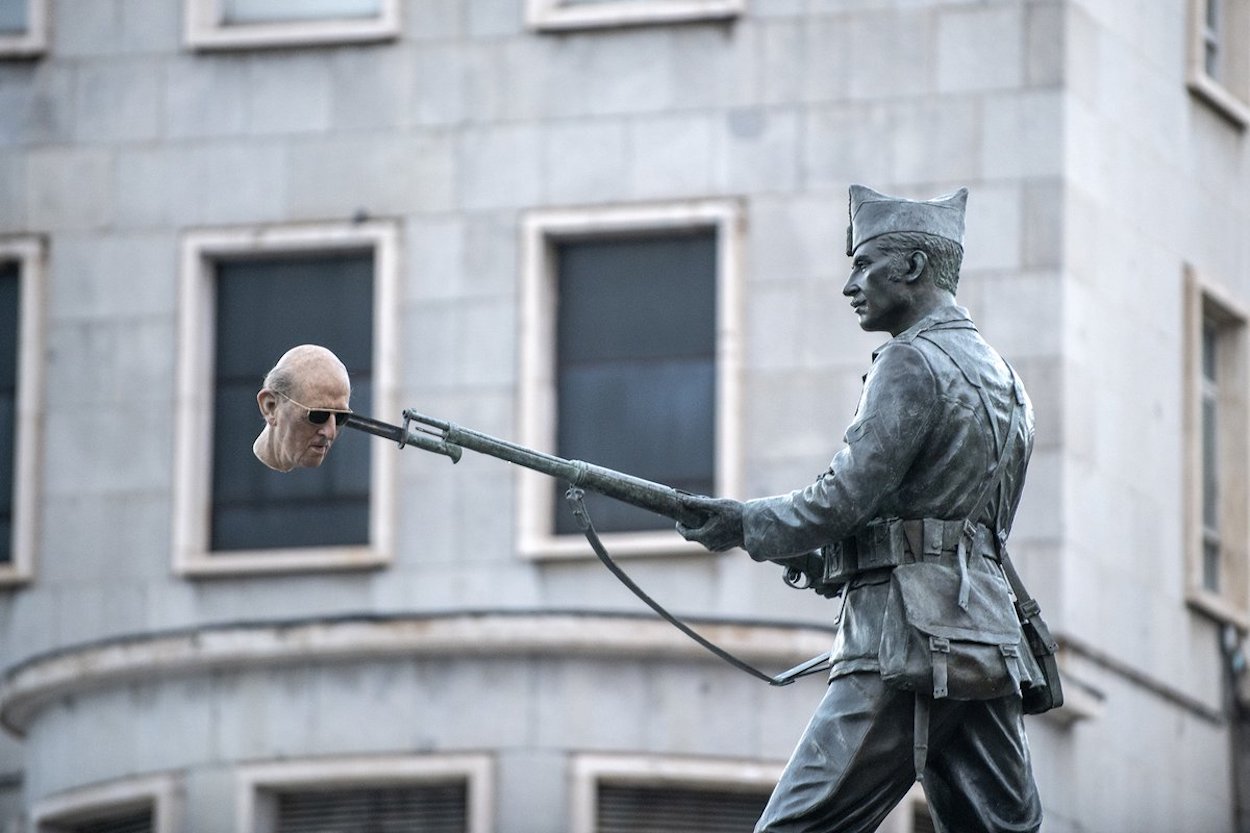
[842,238,913,335]
[262,363,351,470]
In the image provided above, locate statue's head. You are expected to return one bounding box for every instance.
[843,185,968,335]
[253,345,352,472]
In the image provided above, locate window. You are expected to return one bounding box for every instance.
[238,755,492,833]
[1187,0,1250,126]
[571,754,780,833]
[174,222,398,576]
[1184,267,1249,626]
[211,254,373,552]
[269,784,466,833]
[184,0,399,51]
[0,237,42,587]
[0,263,18,570]
[0,0,47,57]
[58,810,152,833]
[32,775,179,833]
[553,233,716,536]
[597,783,767,832]
[525,0,743,32]
[519,201,743,559]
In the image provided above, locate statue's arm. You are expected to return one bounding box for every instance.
[741,343,939,561]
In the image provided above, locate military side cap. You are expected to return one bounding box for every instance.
[846,184,969,256]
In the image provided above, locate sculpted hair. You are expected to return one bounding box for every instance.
[876,232,963,294]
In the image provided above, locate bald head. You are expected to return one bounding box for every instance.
[254,345,352,472]
[264,345,349,397]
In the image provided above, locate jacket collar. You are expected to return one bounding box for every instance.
[873,304,973,359]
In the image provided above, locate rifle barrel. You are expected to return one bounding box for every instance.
[398,410,707,528]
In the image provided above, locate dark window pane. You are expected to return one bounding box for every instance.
[211,253,373,552]
[597,783,768,833]
[554,232,717,534]
[1204,540,1221,593]
[70,809,153,833]
[0,0,27,34]
[557,235,717,362]
[222,0,381,25]
[0,394,13,543]
[1202,394,1218,530]
[1202,321,1218,382]
[0,262,18,565]
[275,783,467,833]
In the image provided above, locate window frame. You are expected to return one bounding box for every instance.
[0,236,43,588]
[236,754,493,833]
[183,0,400,52]
[32,774,181,833]
[525,0,742,32]
[1187,0,1250,128]
[174,221,399,577]
[1183,265,1250,628]
[570,753,779,833]
[0,0,48,58]
[518,200,744,560]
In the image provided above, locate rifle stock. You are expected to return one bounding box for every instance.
[346,410,708,529]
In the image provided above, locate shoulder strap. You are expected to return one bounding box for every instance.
[916,332,1024,530]
[967,372,1025,531]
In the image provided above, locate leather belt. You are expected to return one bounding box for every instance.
[820,517,996,586]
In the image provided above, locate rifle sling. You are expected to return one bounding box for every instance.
[564,487,829,687]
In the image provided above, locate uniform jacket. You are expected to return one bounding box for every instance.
[741,304,1035,678]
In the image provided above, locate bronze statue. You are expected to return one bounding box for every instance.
[252,186,1057,833]
[678,185,1046,833]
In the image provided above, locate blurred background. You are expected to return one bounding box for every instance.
[1,0,1249,831]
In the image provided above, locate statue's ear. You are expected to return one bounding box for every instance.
[903,250,928,284]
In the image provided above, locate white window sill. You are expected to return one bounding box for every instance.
[1187,588,1250,630]
[526,0,742,32]
[1188,72,1250,130]
[175,545,391,578]
[184,0,400,51]
[0,31,45,58]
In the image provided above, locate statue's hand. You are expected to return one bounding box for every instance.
[675,494,745,552]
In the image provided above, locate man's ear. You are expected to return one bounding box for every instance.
[257,389,279,425]
[903,250,928,284]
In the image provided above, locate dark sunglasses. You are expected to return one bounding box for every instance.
[278,392,352,426]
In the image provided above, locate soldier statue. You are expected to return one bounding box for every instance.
[678,185,1045,833]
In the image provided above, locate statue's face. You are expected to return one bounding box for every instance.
[258,361,351,470]
[842,238,913,335]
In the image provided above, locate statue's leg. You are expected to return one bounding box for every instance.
[755,672,917,833]
[921,695,1042,833]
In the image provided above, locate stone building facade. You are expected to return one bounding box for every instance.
[0,0,1247,831]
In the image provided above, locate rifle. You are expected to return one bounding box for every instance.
[347,410,718,528]
[345,409,832,686]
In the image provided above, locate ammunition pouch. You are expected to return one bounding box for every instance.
[820,517,997,586]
